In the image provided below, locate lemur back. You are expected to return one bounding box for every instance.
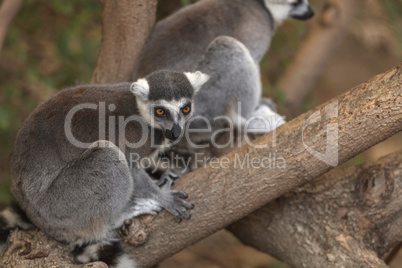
[136,0,273,78]
[136,0,313,78]
[4,70,209,267]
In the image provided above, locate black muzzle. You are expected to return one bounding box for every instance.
[291,6,314,20]
[165,124,182,141]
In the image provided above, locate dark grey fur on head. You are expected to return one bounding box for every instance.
[146,70,194,101]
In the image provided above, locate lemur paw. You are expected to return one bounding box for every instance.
[156,170,179,187]
[164,193,194,222]
[161,185,194,222]
[154,171,193,222]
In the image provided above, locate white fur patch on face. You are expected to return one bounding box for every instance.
[136,99,153,127]
[184,71,210,93]
[130,78,149,101]
[263,0,292,25]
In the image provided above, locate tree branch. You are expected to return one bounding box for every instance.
[279,0,362,117]
[228,150,402,267]
[0,0,25,52]
[90,0,157,84]
[123,64,402,267]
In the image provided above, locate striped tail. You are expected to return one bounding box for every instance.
[0,202,34,253]
[73,239,137,268]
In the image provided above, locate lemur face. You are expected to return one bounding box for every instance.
[131,70,210,141]
[263,0,314,25]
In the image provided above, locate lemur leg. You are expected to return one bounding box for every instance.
[194,36,261,129]
[193,36,285,135]
[260,97,278,112]
[122,168,193,223]
[36,140,133,241]
[246,104,286,134]
[35,140,137,266]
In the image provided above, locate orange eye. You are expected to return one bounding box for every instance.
[155,108,165,116]
[182,105,191,114]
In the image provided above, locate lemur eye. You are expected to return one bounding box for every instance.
[155,108,165,116]
[182,105,191,114]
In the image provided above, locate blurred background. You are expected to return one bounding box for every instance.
[0,0,401,267]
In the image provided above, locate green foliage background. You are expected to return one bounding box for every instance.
[0,0,103,201]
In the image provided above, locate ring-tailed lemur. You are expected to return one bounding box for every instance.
[188,35,286,142]
[0,70,209,267]
[135,0,313,138]
[136,0,314,77]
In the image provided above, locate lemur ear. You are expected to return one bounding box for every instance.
[184,71,210,93]
[130,78,150,101]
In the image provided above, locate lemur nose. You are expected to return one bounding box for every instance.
[165,124,182,140]
[171,124,182,139]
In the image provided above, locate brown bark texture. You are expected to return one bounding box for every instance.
[1,229,107,268]
[228,150,402,268]
[0,0,25,52]
[279,0,362,117]
[124,64,402,267]
[90,0,157,84]
[1,64,401,267]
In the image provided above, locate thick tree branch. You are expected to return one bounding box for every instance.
[228,150,402,268]
[279,0,362,117]
[123,64,402,267]
[0,0,25,52]
[90,0,157,83]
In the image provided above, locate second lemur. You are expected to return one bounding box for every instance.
[136,0,314,77]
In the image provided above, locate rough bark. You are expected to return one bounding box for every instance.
[90,0,157,84]
[228,150,402,268]
[123,64,402,267]
[279,0,362,117]
[0,0,25,52]
[1,229,107,268]
[1,64,401,267]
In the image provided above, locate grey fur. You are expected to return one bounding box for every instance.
[134,0,311,138]
[146,71,194,101]
[189,36,262,139]
[135,0,313,78]
[136,0,272,77]
[9,70,207,265]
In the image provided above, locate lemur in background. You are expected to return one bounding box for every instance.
[188,36,286,141]
[0,70,209,267]
[136,0,314,77]
[135,0,314,138]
